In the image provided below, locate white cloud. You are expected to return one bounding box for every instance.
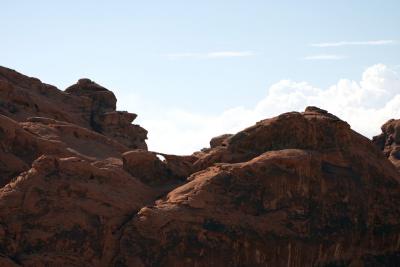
[166,51,255,60]
[302,54,345,60]
[117,64,400,155]
[311,40,397,47]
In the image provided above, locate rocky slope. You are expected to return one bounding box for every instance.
[0,66,399,266]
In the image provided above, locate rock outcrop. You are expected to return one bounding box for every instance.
[373,119,400,171]
[114,107,400,267]
[0,155,156,266]
[209,133,232,148]
[65,79,147,150]
[0,67,399,266]
[0,67,147,150]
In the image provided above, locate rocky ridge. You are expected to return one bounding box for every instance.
[0,66,399,266]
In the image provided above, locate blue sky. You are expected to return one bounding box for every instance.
[1,1,400,153]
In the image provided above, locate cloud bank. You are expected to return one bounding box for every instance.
[311,40,397,47]
[118,64,400,155]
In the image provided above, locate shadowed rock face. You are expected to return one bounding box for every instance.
[373,119,400,171]
[0,67,400,267]
[64,79,147,150]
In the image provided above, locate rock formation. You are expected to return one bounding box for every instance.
[65,79,147,150]
[373,119,400,171]
[0,67,147,150]
[115,107,400,266]
[0,66,399,266]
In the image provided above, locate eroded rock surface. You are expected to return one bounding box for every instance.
[0,67,399,267]
[114,108,400,267]
[373,119,400,171]
[0,155,156,266]
[65,79,147,149]
[0,67,147,150]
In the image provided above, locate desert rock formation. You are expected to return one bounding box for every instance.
[0,66,399,266]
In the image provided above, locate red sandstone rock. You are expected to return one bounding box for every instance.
[373,119,400,171]
[0,67,399,266]
[191,107,362,171]
[122,150,196,187]
[209,133,232,148]
[0,114,132,187]
[0,66,147,150]
[113,110,400,267]
[0,67,92,127]
[65,78,117,113]
[65,78,147,149]
[0,155,157,266]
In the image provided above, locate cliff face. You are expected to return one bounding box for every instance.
[0,67,399,267]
